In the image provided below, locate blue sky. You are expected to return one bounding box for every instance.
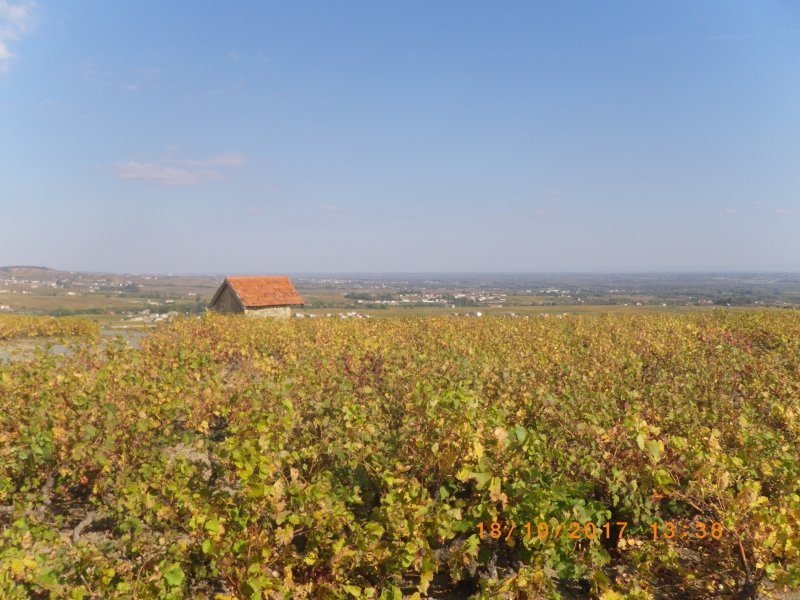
[1,1,799,273]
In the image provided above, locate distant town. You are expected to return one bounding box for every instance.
[1,266,799,327]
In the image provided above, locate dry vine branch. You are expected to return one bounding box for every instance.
[71,510,98,544]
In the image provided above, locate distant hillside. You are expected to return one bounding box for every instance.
[0,266,72,279]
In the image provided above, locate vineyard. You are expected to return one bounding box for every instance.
[0,315,99,340]
[0,311,799,599]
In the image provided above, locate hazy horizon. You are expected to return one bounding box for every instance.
[5,264,800,279]
[2,2,799,273]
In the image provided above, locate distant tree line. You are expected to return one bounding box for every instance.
[344,292,397,301]
[46,308,108,317]
[712,296,755,306]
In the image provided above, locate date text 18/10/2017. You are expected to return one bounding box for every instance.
[477,521,724,543]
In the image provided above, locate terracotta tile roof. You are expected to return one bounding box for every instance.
[225,276,304,308]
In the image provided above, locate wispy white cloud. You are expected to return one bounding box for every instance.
[772,207,798,216]
[0,0,36,73]
[115,162,202,186]
[204,78,247,97]
[751,201,799,216]
[114,153,245,186]
[123,67,161,93]
[174,153,245,168]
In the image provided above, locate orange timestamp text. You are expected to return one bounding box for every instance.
[477,520,724,543]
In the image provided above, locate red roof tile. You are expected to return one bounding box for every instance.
[224,276,304,308]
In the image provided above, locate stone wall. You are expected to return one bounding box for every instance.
[244,306,292,319]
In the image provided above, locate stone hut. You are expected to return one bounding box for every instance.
[209,276,304,318]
